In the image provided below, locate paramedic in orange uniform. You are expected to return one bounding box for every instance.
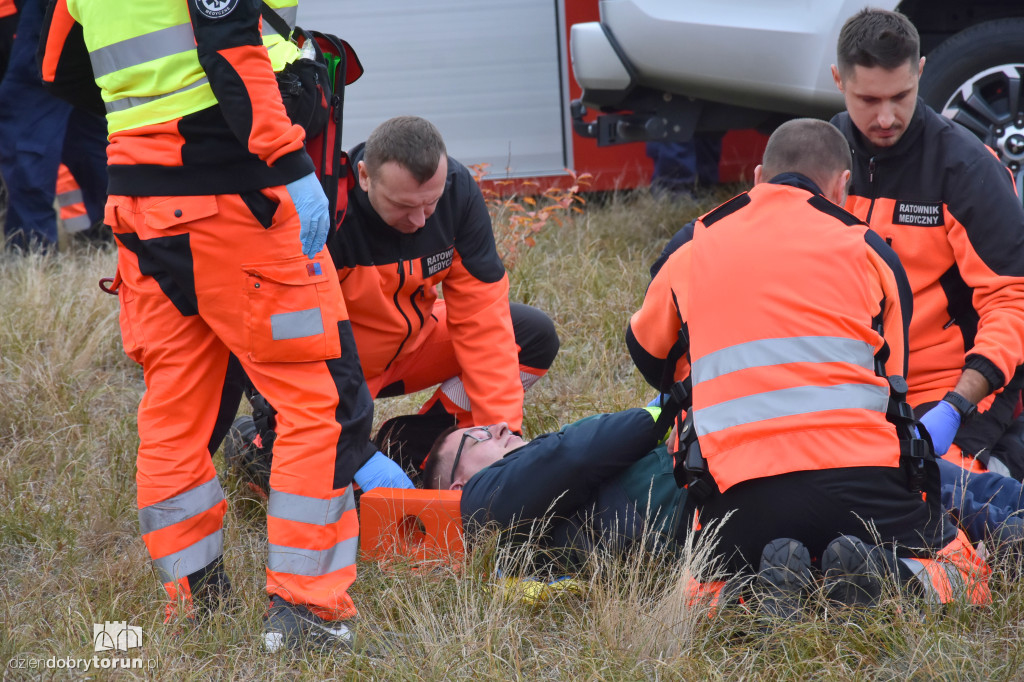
[831,9,1024,478]
[628,119,988,605]
[238,116,560,491]
[42,0,373,651]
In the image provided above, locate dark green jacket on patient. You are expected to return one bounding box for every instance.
[459,408,690,563]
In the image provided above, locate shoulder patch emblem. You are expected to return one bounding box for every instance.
[892,201,944,227]
[195,0,239,19]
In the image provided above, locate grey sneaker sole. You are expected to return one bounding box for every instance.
[822,535,884,607]
[757,537,814,619]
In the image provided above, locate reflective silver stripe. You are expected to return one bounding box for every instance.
[57,188,84,207]
[694,383,889,437]
[138,478,224,535]
[268,488,355,526]
[439,376,471,410]
[90,23,197,78]
[104,77,210,114]
[267,537,358,577]
[266,5,298,34]
[520,369,541,391]
[152,530,224,583]
[899,557,966,604]
[271,308,324,340]
[62,215,92,233]
[692,336,876,385]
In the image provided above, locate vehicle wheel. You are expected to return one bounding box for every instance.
[919,19,1024,199]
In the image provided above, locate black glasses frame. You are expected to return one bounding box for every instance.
[449,426,492,485]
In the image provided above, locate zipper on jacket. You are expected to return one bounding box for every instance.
[865,156,878,223]
[409,285,426,330]
[384,258,414,371]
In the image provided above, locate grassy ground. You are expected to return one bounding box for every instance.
[2,189,1023,680]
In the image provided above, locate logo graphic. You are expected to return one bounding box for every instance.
[93,622,143,652]
[195,0,239,20]
[306,262,322,277]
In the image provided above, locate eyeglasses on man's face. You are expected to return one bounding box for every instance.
[449,426,492,486]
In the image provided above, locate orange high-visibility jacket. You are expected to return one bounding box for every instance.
[833,102,1024,410]
[628,174,914,493]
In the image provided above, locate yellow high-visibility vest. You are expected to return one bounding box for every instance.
[67,0,299,133]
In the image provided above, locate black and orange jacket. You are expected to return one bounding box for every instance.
[327,145,525,430]
[628,174,913,493]
[39,0,312,197]
[832,101,1024,410]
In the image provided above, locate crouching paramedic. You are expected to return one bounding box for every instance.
[627,118,989,606]
[41,0,375,651]
[421,407,688,564]
[239,116,560,491]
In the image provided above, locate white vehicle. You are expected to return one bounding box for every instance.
[570,1,1024,189]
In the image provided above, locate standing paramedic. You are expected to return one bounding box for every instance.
[627,118,988,609]
[831,9,1024,479]
[41,0,375,652]
[239,116,560,491]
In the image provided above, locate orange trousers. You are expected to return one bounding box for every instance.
[368,300,552,429]
[108,187,373,621]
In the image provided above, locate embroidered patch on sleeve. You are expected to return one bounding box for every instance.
[195,0,239,19]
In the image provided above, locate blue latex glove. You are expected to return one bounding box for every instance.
[919,400,962,455]
[285,171,330,259]
[353,451,414,492]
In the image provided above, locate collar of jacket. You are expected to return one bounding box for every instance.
[766,172,824,196]
[845,97,929,162]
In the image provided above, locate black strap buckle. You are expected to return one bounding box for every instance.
[901,437,930,494]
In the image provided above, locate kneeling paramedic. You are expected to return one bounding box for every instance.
[627,119,989,606]
[237,116,560,492]
[42,0,375,651]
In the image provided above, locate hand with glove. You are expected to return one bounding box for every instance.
[353,451,414,492]
[285,171,330,259]
[919,400,962,455]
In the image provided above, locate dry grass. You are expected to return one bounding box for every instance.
[2,191,1024,680]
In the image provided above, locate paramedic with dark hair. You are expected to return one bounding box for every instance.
[831,8,1024,480]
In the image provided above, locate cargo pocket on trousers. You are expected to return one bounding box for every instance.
[118,283,147,366]
[242,257,343,363]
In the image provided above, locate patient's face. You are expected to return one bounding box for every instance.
[446,422,525,487]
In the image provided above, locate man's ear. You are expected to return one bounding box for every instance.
[827,169,852,206]
[448,481,463,492]
[753,164,764,186]
[831,64,844,93]
[918,56,925,78]
[357,160,370,192]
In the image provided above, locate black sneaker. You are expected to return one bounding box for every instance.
[756,537,814,619]
[263,595,355,653]
[821,535,888,607]
[224,415,272,498]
